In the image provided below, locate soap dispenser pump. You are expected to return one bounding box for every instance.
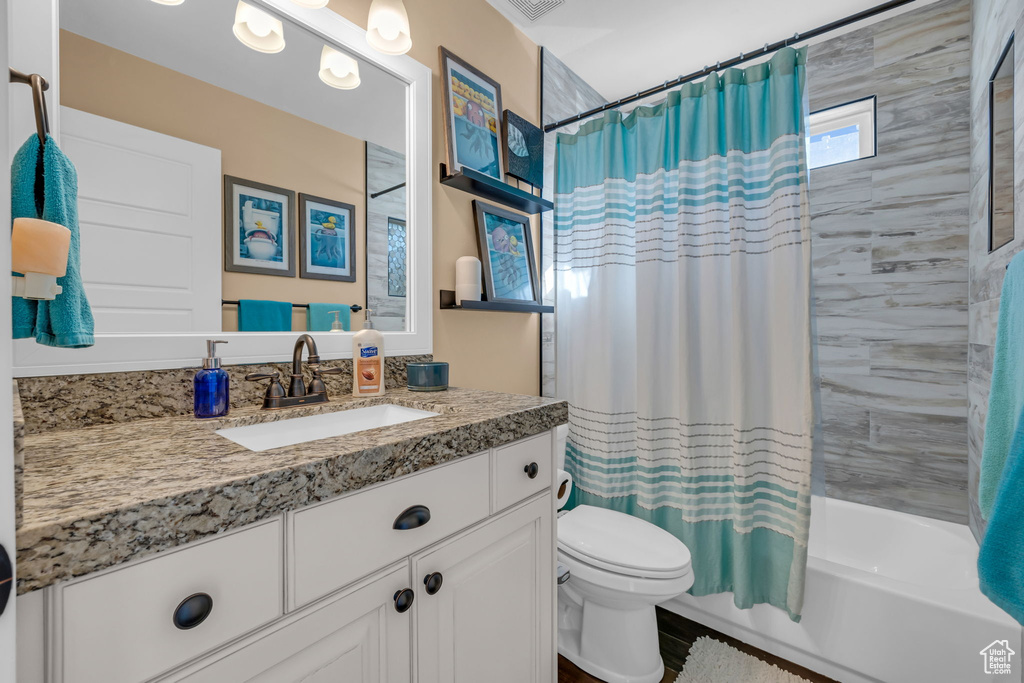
[328,310,345,332]
[195,339,230,418]
[352,309,385,396]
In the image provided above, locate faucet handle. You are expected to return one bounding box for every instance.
[308,366,343,396]
[246,372,286,408]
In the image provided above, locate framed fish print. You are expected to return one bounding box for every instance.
[299,193,357,282]
[472,200,541,306]
[223,175,295,277]
[503,110,543,189]
[440,47,504,181]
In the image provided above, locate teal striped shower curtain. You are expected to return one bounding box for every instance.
[554,48,813,619]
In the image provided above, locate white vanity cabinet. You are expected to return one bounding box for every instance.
[20,429,559,683]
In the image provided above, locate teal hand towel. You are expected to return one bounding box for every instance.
[981,251,1024,519]
[237,299,292,331]
[307,303,350,331]
[979,404,1024,625]
[11,134,94,347]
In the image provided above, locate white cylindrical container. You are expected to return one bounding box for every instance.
[455,256,482,305]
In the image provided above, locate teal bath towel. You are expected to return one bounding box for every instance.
[237,299,292,331]
[307,303,350,331]
[11,134,94,347]
[980,251,1024,519]
[979,404,1024,625]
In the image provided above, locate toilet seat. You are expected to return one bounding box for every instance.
[557,505,692,580]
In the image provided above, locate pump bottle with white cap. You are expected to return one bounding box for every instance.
[352,309,385,396]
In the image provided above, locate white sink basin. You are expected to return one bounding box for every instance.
[216,404,440,452]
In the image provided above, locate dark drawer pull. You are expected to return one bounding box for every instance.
[524,462,539,479]
[393,504,431,530]
[424,572,443,596]
[394,588,415,613]
[173,593,213,630]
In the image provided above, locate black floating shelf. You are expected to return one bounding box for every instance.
[439,163,554,215]
[440,290,553,314]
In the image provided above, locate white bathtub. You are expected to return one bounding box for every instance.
[666,496,1022,683]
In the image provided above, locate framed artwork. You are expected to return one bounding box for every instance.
[473,200,540,306]
[299,193,357,282]
[503,110,543,189]
[439,47,504,181]
[224,175,295,277]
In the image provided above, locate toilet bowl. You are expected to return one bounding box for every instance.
[555,428,694,683]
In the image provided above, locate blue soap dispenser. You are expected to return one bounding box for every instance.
[194,339,229,418]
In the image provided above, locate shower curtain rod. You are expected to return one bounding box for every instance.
[543,0,916,133]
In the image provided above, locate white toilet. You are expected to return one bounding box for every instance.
[555,426,694,683]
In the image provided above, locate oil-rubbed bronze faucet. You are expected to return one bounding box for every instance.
[246,334,343,409]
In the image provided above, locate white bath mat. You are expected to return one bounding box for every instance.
[675,637,813,683]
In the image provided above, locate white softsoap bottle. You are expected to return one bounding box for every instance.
[352,308,385,396]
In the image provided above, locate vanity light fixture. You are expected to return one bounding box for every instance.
[319,45,360,89]
[233,1,286,54]
[366,0,412,55]
[291,0,330,7]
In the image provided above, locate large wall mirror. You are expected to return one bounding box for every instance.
[990,35,1014,253]
[13,0,431,375]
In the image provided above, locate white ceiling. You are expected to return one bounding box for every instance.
[485,0,942,102]
[60,0,406,152]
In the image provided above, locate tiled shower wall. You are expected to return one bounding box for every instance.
[808,0,972,523]
[969,0,1024,541]
[540,49,606,399]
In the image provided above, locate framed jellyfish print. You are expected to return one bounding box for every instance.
[223,175,295,277]
[472,200,541,306]
[298,193,357,283]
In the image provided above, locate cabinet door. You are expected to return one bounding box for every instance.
[167,563,412,683]
[413,494,554,683]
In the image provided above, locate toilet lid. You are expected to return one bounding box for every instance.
[557,505,692,578]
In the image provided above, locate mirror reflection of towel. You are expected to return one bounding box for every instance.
[237,299,291,331]
[307,303,350,331]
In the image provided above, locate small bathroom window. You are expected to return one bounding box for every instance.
[807,96,876,170]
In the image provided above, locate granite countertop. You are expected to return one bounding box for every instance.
[16,387,567,594]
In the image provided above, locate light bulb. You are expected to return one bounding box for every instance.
[319,45,360,89]
[233,1,286,54]
[367,0,411,55]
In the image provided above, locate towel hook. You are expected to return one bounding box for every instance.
[9,68,50,144]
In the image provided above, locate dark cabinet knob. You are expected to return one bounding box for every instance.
[393,504,431,530]
[394,588,415,613]
[423,572,443,595]
[173,593,213,630]
[524,462,539,479]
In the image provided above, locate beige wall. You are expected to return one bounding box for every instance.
[328,0,541,396]
[59,31,367,333]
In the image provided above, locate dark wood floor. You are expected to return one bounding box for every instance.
[555,608,838,683]
[557,655,677,683]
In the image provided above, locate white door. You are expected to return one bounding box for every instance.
[413,495,554,683]
[60,106,221,333]
[0,0,17,678]
[168,564,413,683]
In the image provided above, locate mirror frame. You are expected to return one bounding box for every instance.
[14,0,432,376]
[989,33,1015,254]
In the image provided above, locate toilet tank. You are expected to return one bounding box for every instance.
[556,424,568,470]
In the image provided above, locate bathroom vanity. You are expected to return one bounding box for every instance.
[15,388,566,683]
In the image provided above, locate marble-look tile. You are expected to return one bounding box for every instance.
[12,381,23,529]
[17,387,568,593]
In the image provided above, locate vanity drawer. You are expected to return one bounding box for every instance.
[289,452,490,608]
[492,432,553,512]
[59,519,283,683]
